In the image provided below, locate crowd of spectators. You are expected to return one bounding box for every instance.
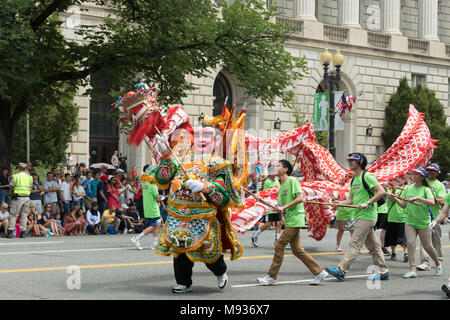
[0,156,167,238]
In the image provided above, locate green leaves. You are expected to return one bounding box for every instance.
[383,77,449,180]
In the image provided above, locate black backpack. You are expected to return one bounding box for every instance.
[351,171,386,207]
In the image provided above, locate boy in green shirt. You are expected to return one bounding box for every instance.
[251,161,282,247]
[131,165,161,250]
[417,164,446,270]
[433,192,450,297]
[326,153,389,282]
[256,159,328,286]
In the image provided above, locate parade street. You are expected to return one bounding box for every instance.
[1,225,449,301]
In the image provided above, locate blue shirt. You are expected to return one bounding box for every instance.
[82,179,92,198]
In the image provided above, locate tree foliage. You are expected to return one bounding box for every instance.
[12,87,79,167]
[382,78,450,180]
[0,0,308,167]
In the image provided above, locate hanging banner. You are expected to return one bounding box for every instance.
[313,92,329,131]
[334,91,345,131]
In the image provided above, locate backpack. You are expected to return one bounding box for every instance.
[351,171,386,207]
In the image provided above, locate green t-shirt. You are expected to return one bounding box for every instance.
[264,177,280,215]
[427,179,446,221]
[401,184,434,229]
[445,192,450,206]
[350,172,379,221]
[377,201,388,214]
[142,182,160,218]
[278,176,305,228]
[263,177,280,190]
[336,206,355,221]
[387,188,406,223]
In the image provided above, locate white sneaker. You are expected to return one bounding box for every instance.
[217,273,228,289]
[151,241,158,250]
[128,228,134,233]
[436,264,443,276]
[123,229,128,235]
[130,237,143,250]
[172,284,192,294]
[310,270,329,285]
[336,245,343,252]
[257,275,278,286]
[402,271,417,279]
[417,263,431,271]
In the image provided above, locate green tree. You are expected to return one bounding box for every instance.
[0,0,307,167]
[382,78,450,180]
[11,87,79,167]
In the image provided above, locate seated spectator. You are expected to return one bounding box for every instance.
[0,202,9,237]
[72,176,86,211]
[27,209,49,237]
[123,202,144,234]
[53,212,65,234]
[74,207,87,236]
[63,209,83,236]
[86,202,101,235]
[41,203,63,236]
[101,205,120,234]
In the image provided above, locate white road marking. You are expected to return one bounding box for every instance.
[232,274,371,288]
[0,241,65,246]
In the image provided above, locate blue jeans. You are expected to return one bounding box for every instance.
[0,190,10,205]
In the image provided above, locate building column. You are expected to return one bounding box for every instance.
[296,0,316,21]
[381,0,401,35]
[418,0,439,41]
[338,0,360,28]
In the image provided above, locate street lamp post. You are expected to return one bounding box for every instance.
[320,49,344,159]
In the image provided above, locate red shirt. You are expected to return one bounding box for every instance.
[106,184,120,209]
[133,183,142,200]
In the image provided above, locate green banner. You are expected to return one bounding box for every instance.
[314,92,329,131]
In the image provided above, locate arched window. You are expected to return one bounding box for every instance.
[213,72,233,116]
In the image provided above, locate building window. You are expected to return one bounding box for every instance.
[213,72,233,117]
[411,74,425,88]
[448,78,450,108]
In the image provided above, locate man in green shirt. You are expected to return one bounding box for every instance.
[251,161,281,247]
[326,153,389,281]
[417,164,446,271]
[256,159,329,286]
[433,192,450,297]
[130,165,161,250]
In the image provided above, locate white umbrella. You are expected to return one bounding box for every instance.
[90,163,116,170]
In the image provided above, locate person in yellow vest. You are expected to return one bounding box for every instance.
[6,163,33,238]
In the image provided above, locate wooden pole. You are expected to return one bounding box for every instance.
[389,193,422,206]
[304,200,358,208]
[241,187,283,213]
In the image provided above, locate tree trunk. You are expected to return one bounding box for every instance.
[0,100,16,169]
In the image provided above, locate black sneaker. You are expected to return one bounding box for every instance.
[382,247,390,256]
[390,253,397,261]
[403,253,409,262]
[442,284,450,298]
[5,230,13,238]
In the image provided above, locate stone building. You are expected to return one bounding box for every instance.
[61,0,450,172]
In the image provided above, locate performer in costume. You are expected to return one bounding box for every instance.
[142,115,244,294]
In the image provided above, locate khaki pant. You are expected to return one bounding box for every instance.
[419,223,442,267]
[404,223,439,267]
[84,197,92,211]
[338,219,389,275]
[101,218,120,233]
[9,197,30,232]
[268,227,322,279]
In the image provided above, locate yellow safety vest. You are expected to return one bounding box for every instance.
[12,172,33,195]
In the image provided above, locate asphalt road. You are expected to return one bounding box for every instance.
[0,225,449,301]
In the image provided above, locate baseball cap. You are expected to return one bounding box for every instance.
[100,175,109,182]
[347,153,362,161]
[412,167,428,178]
[425,164,440,173]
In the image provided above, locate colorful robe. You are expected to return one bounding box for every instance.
[142,154,243,263]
